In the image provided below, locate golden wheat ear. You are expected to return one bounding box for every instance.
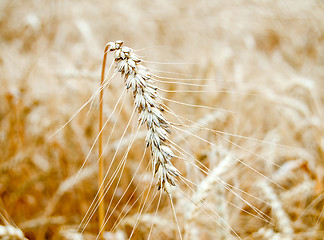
[104,40,180,193]
[97,40,181,237]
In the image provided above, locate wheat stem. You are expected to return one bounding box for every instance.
[98,43,109,239]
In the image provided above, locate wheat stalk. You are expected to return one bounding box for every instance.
[104,40,180,194]
[97,42,109,239]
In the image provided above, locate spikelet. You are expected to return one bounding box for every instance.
[255,227,282,240]
[59,228,84,240]
[105,40,180,193]
[0,225,26,240]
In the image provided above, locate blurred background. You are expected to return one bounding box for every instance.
[1,0,324,239]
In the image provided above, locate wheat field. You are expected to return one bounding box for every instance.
[1,0,324,239]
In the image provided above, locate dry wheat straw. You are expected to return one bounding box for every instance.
[105,40,180,193]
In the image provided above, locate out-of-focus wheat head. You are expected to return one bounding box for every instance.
[0,225,26,240]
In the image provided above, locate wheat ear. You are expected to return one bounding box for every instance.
[104,40,180,194]
[258,181,293,239]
